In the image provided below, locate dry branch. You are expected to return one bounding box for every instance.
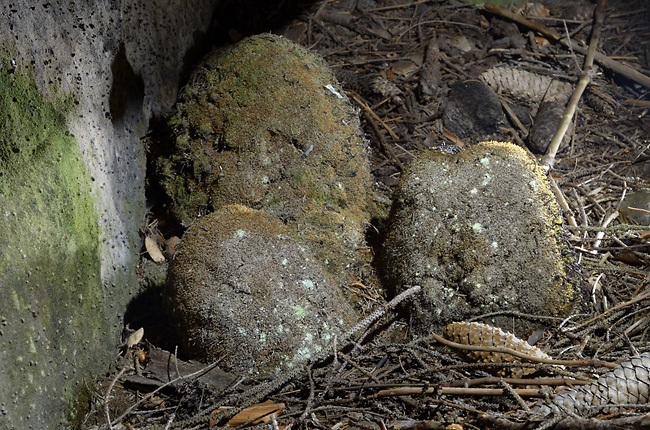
[483,3,650,89]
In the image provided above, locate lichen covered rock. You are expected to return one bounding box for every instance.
[167,204,355,376]
[156,33,372,280]
[382,142,581,337]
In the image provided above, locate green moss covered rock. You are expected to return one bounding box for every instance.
[167,204,355,376]
[382,142,582,337]
[156,33,372,280]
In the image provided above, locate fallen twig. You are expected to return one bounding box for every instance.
[376,386,543,398]
[483,3,650,89]
[104,367,127,430]
[542,0,606,168]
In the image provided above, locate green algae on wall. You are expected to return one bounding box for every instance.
[0,54,104,426]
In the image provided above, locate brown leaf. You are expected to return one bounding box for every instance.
[145,236,165,263]
[210,400,286,428]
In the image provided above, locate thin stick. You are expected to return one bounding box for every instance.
[500,379,530,411]
[350,91,401,140]
[376,386,543,398]
[541,0,605,168]
[593,211,619,249]
[483,3,650,89]
[561,290,650,333]
[565,223,650,232]
[104,367,127,430]
[110,359,222,426]
[548,175,577,227]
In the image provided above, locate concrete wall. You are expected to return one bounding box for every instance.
[0,1,217,427]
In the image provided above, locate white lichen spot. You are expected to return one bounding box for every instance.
[301,279,314,290]
[480,156,490,167]
[234,229,246,239]
[481,174,491,186]
[491,241,498,249]
[281,258,288,265]
[259,332,267,344]
[296,346,311,360]
[470,188,478,194]
[261,176,269,184]
[472,222,483,233]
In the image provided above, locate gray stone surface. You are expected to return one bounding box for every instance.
[382,142,582,338]
[167,205,356,377]
[0,1,216,427]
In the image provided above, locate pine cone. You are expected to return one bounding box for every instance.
[444,322,553,377]
[531,352,650,417]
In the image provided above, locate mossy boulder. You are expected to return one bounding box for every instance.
[156,33,372,280]
[167,204,356,377]
[382,142,582,337]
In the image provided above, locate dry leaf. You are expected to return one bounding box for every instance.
[533,36,551,46]
[126,327,144,348]
[522,3,550,18]
[164,236,181,259]
[145,236,165,263]
[210,400,285,428]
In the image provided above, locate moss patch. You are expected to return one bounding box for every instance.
[382,142,582,338]
[0,52,103,425]
[156,33,373,282]
[167,205,355,376]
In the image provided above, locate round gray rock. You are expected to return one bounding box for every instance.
[167,204,355,376]
[382,142,582,337]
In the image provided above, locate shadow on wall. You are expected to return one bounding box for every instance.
[110,43,145,126]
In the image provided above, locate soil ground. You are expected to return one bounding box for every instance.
[78,1,650,429]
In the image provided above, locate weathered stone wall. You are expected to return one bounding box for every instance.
[0,1,217,427]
